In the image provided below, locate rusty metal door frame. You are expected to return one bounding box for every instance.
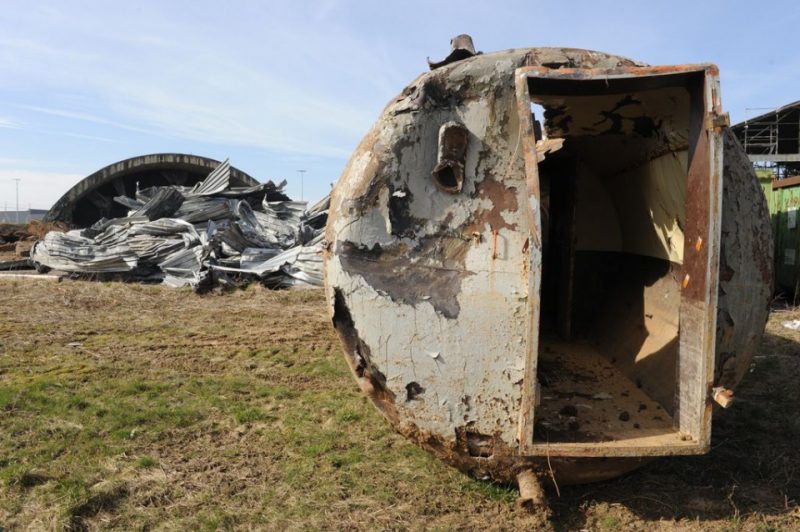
[514,64,725,457]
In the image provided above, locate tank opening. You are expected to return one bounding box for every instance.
[432,161,462,192]
[528,71,706,446]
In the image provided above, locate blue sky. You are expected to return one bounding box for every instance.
[1,0,798,209]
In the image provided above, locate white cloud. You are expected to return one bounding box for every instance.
[0,117,21,129]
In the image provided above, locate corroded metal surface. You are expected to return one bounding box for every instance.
[716,129,773,387]
[324,45,772,487]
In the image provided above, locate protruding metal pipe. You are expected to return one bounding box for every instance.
[428,34,479,70]
[516,469,547,512]
[713,387,734,408]
[431,121,468,194]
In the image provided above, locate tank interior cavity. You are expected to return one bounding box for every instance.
[527,71,709,450]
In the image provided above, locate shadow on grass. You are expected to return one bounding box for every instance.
[549,332,800,529]
[66,483,130,532]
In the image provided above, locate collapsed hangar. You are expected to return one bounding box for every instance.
[44,153,262,228]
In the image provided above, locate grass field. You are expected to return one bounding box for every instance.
[0,280,798,530]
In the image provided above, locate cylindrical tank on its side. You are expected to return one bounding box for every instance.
[323,43,772,491]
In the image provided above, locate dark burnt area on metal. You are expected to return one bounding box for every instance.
[542,105,573,136]
[331,288,396,413]
[393,73,463,116]
[522,48,644,72]
[417,76,451,107]
[456,426,495,458]
[718,248,736,285]
[405,381,425,401]
[341,162,391,218]
[716,309,738,384]
[428,48,477,71]
[338,240,472,319]
[592,94,663,138]
[597,109,662,139]
[541,98,665,141]
[387,185,419,239]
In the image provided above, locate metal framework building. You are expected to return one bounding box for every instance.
[731,102,800,177]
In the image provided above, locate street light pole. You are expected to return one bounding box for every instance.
[296,170,306,202]
[12,178,20,224]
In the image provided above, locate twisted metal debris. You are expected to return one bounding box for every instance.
[31,160,328,289]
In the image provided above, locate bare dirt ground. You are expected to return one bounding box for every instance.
[0,280,798,530]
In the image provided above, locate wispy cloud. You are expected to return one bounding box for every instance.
[44,130,120,144]
[0,117,21,129]
[16,104,162,138]
[0,3,396,160]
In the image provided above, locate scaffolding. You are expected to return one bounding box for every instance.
[732,102,800,179]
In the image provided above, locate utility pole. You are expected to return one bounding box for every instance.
[296,170,306,202]
[12,178,20,224]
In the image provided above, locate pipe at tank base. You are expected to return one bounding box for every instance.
[516,469,548,513]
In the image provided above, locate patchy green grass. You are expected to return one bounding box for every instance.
[136,456,157,469]
[0,280,798,530]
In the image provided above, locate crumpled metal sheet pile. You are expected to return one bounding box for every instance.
[31,160,328,290]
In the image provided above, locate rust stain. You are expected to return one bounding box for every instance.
[471,176,519,232]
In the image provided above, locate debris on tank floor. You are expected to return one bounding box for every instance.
[535,340,673,444]
[782,319,800,331]
[29,159,329,290]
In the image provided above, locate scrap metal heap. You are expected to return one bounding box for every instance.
[31,160,328,289]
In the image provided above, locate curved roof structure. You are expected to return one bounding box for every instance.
[45,153,260,227]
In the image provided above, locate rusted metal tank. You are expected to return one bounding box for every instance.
[323,38,773,506]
